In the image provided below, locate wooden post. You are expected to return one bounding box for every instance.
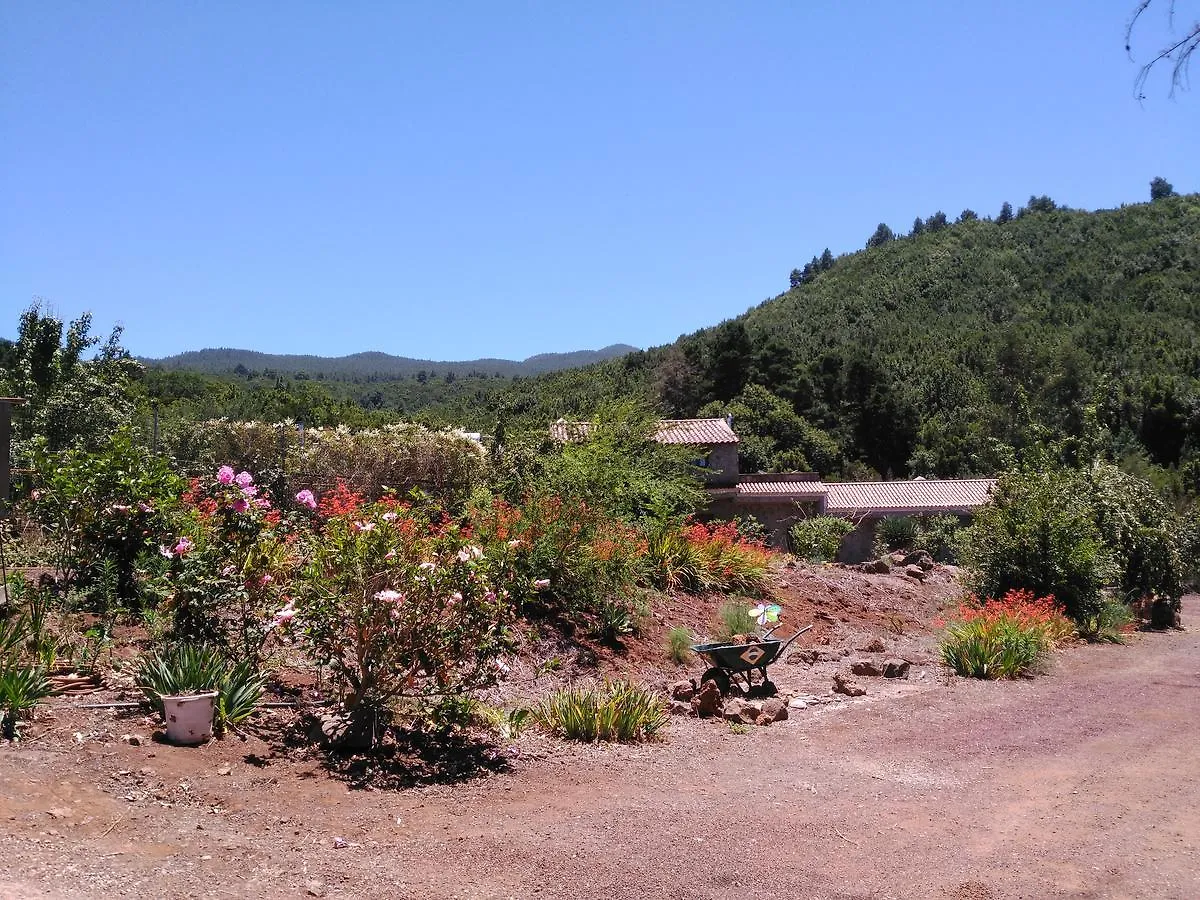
[0,398,24,520]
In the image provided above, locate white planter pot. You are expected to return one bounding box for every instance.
[161,692,218,745]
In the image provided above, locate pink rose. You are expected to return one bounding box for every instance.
[217,466,235,485]
[232,498,249,514]
[235,471,254,488]
[295,489,317,510]
[173,537,194,556]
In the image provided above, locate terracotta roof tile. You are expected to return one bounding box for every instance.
[550,418,738,445]
[824,479,996,515]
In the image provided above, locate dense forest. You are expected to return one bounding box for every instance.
[4,188,1198,500]
[486,191,1200,496]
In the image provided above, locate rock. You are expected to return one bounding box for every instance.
[310,711,375,752]
[332,836,349,849]
[120,733,144,746]
[668,700,693,717]
[723,699,762,725]
[861,558,891,574]
[903,564,926,581]
[307,881,327,897]
[832,673,867,697]
[670,680,695,702]
[787,649,818,666]
[857,637,886,653]
[849,659,883,677]
[818,648,849,662]
[889,551,907,566]
[917,554,935,571]
[882,658,910,678]
[691,680,723,718]
[756,698,789,725]
[787,697,808,710]
[217,764,232,776]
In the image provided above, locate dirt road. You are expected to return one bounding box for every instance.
[3,598,1198,899]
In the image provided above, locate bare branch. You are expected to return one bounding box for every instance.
[1127,0,1199,98]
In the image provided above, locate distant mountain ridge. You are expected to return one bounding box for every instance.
[144,344,639,380]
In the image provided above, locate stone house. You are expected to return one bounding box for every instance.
[550,417,995,560]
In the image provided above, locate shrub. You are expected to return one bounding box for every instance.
[136,644,266,734]
[1077,598,1135,644]
[962,469,1113,623]
[666,626,693,664]
[533,679,668,742]
[295,497,514,721]
[915,515,965,563]
[939,590,1074,679]
[877,516,919,552]
[646,520,774,594]
[715,601,758,642]
[0,661,52,739]
[789,516,854,563]
[30,430,184,608]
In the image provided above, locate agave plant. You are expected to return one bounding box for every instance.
[0,661,52,739]
[137,645,267,734]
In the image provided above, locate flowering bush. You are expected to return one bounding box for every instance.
[162,467,303,663]
[938,590,1075,679]
[467,494,649,638]
[295,496,513,718]
[647,519,775,594]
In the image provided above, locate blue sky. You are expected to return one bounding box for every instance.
[2,1,1196,360]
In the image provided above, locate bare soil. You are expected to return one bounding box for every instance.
[2,575,1197,899]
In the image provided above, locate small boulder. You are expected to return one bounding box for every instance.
[857,637,886,653]
[668,700,694,717]
[882,658,910,678]
[670,680,695,702]
[120,733,145,747]
[787,697,808,710]
[691,680,723,718]
[849,659,883,677]
[723,699,762,725]
[787,649,818,666]
[903,564,926,581]
[861,558,891,574]
[310,711,375,752]
[832,673,867,697]
[756,698,789,725]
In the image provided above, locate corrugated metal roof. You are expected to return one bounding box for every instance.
[824,479,996,514]
[550,418,739,445]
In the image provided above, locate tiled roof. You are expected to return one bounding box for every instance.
[824,479,996,515]
[550,418,739,445]
[736,476,827,498]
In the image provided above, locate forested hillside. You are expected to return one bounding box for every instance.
[146,344,638,379]
[493,195,1200,491]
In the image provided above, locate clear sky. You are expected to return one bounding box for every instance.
[2,1,1196,360]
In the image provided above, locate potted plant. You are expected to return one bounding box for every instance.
[137,645,265,745]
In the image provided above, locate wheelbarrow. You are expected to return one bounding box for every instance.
[692,623,814,698]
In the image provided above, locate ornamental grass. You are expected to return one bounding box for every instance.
[938,589,1075,679]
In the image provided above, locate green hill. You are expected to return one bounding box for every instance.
[144,344,639,380]
[493,195,1200,488]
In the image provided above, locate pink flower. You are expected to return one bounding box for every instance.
[381,511,398,522]
[232,498,249,514]
[159,545,173,559]
[533,578,550,591]
[352,520,375,533]
[456,545,484,563]
[254,497,271,509]
[241,484,259,498]
[448,592,463,606]
[385,550,397,560]
[235,471,254,488]
[374,589,404,604]
[221,565,237,577]
[173,537,194,556]
[271,599,296,627]
[259,574,273,585]
[217,466,235,485]
[484,591,497,603]
[138,501,154,513]
[295,489,317,510]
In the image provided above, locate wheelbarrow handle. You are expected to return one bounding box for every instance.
[779,623,815,653]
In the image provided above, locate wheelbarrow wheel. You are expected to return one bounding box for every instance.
[759,679,778,698]
[700,667,731,697]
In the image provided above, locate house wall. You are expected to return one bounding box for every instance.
[703,444,740,487]
[837,518,878,563]
[705,498,818,549]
